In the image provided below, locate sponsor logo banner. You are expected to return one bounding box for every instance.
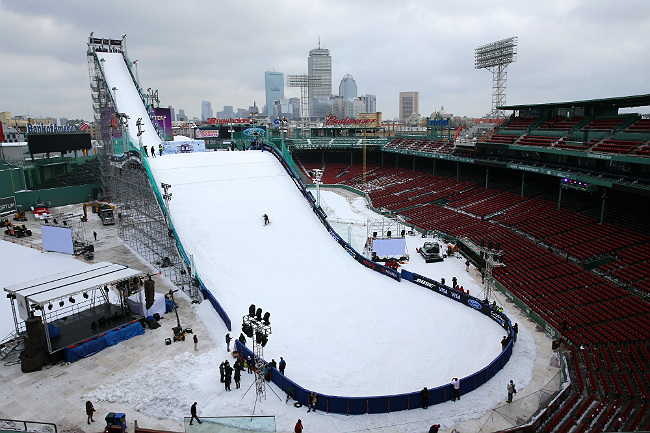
[206,118,252,125]
[195,129,220,139]
[26,123,83,134]
[0,196,17,216]
[325,116,377,126]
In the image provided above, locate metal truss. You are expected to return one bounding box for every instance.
[87,35,193,297]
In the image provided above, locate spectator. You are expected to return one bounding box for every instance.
[429,424,440,433]
[501,336,509,351]
[307,392,317,412]
[465,259,470,272]
[294,419,303,433]
[279,357,286,375]
[451,377,461,401]
[193,334,198,351]
[239,332,246,346]
[85,401,96,424]
[507,380,517,403]
[189,402,202,425]
[421,387,429,409]
[225,333,232,351]
[513,323,519,342]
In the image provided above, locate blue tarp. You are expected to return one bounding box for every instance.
[64,321,145,363]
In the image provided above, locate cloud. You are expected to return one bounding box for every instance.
[1,0,648,121]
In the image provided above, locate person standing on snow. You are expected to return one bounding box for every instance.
[225,333,232,351]
[263,214,270,225]
[189,402,202,425]
[234,361,242,389]
[451,377,461,401]
[279,357,286,375]
[421,387,429,409]
[224,361,233,391]
[239,332,246,346]
[307,392,317,412]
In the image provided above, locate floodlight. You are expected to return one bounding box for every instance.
[59,301,65,307]
[249,304,256,317]
[474,37,518,70]
[83,293,89,299]
[69,297,76,304]
[263,312,270,325]
[48,304,53,310]
[256,308,262,321]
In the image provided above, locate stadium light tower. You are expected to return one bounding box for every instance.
[475,37,518,119]
[287,74,322,136]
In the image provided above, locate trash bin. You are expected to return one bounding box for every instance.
[105,412,116,426]
[113,413,126,432]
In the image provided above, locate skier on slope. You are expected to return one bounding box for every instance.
[263,214,270,225]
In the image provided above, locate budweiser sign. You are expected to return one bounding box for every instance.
[325,116,377,126]
[206,118,252,125]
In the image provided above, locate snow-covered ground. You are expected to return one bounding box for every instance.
[146,150,511,396]
[0,151,538,431]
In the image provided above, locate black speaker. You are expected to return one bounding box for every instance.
[144,279,155,310]
[21,351,44,373]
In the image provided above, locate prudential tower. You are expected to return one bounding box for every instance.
[308,42,332,119]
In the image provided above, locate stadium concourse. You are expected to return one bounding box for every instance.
[0,165,558,433]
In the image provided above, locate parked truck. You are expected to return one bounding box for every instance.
[83,201,116,225]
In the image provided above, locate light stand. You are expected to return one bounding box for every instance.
[242,305,271,402]
[312,169,323,208]
[136,118,145,155]
[476,240,504,303]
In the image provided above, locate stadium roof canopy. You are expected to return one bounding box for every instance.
[498,94,650,111]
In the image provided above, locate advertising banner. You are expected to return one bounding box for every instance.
[403,270,496,319]
[195,129,220,139]
[0,196,17,216]
[154,107,173,141]
[162,140,206,154]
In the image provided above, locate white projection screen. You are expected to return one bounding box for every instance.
[41,225,74,254]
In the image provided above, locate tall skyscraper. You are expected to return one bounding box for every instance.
[339,74,357,100]
[308,44,332,119]
[201,101,213,122]
[363,94,377,113]
[265,71,284,118]
[168,106,175,122]
[399,92,419,121]
[177,109,187,121]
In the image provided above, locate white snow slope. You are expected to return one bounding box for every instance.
[95,52,162,149]
[148,151,506,397]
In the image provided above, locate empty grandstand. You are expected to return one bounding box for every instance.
[284,93,650,432]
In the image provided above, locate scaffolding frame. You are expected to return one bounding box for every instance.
[87,34,193,296]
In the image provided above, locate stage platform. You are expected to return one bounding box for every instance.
[44,303,141,353]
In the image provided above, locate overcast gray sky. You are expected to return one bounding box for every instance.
[1,0,648,121]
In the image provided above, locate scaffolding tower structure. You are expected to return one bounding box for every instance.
[87,33,193,297]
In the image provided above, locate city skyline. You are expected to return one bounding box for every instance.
[1,1,648,121]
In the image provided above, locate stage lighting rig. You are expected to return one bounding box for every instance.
[242,305,272,401]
